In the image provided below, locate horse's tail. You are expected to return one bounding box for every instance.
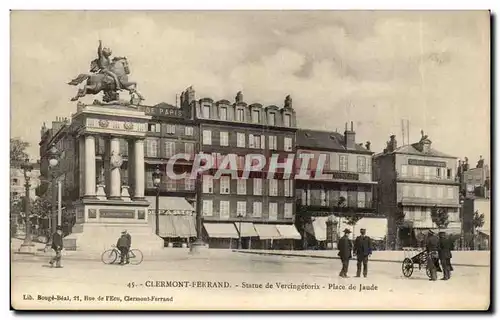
[68,74,89,86]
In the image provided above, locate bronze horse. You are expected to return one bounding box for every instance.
[68,57,144,103]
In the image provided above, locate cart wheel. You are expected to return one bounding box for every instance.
[402,258,414,278]
[426,265,431,279]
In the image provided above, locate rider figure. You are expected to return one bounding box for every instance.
[97,40,122,90]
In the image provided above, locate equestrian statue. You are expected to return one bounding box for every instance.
[68,40,144,104]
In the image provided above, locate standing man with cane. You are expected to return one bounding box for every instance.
[49,225,64,268]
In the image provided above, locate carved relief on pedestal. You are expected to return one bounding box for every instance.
[88,209,97,219]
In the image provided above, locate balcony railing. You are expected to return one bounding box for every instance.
[298,198,374,209]
[146,179,196,192]
[397,172,456,183]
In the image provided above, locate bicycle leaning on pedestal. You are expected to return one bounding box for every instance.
[101,245,144,265]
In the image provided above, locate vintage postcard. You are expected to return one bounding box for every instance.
[10,10,490,311]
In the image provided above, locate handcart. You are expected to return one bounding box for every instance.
[401,247,441,278]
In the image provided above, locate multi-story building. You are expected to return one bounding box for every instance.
[11,162,41,202]
[295,123,385,249]
[189,88,301,249]
[373,132,461,249]
[458,156,490,199]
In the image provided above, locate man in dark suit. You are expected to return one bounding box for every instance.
[49,225,64,268]
[354,228,372,278]
[425,230,439,281]
[117,230,132,265]
[337,228,353,278]
[438,231,453,280]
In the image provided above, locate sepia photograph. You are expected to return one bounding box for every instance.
[9,10,491,311]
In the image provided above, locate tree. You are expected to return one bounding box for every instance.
[472,210,485,250]
[430,205,449,229]
[10,138,30,162]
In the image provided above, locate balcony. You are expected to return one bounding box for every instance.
[400,196,459,208]
[297,198,375,214]
[396,172,458,185]
[146,179,196,193]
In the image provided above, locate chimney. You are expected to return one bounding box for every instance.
[235,91,244,103]
[344,121,356,149]
[365,141,371,150]
[186,86,195,104]
[388,135,397,152]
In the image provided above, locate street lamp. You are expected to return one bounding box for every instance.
[48,145,60,235]
[152,166,162,236]
[18,158,35,254]
[237,213,244,249]
[459,195,465,250]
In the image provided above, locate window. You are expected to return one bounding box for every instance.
[237,179,247,195]
[284,203,293,218]
[411,165,418,177]
[12,178,18,185]
[184,142,194,155]
[166,124,175,134]
[252,110,260,123]
[284,180,293,197]
[253,201,262,217]
[269,179,278,196]
[268,136,277,150]
[184,178,195,191]
[284,137,293,152]
[220,107,227,121]
[203,105,211,118]
[403,185,410,197]
[184,126,194,136]
[268,112,276,126]
[202,130,212,145]
[237,201,247,217]
[357,156,366,173]
[269,203,278,220]
[220,132,229,147]
[401,165,408,177]
[447,168,453,179]
[148,123,161,132]
[164,141,175,158]
[253,178,262,195]
[202,175,213,194]
[425,185,432,199]
[166,178,176,191]
[237,133,245,148]
[339,155,348,171]
[220,201,230,219]
[415,185,423,198]
[236,108,244,122]
[357,191,366,208]
[284,114,291,127]
[437,186,444,199]
[146,138,159,157]
[202,200,213,216]
[424,167,432,180]
[446,187,454,199]
[220,176,230,194]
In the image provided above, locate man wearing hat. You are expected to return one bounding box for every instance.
[354,228,372,278]
[337,228,353,278]
[438,231,453,280]
[116,230,131,265]
[425,229,439,281]
[49,225,64,268]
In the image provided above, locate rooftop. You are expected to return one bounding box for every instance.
[296,129,372,153]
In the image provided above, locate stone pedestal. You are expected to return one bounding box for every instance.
[67,104,163,253]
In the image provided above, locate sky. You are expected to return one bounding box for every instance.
[10,11,490,165]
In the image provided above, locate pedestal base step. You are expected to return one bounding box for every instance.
[64,223,164,255]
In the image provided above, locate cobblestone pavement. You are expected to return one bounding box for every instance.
[11,252,489,310]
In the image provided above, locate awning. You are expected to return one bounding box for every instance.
[254,224,282,240]
[145,196,195,214]
[276,224,301,240]
[479,230,490,237]
[340,217,387,240]
[312,217,328,241]
[203,223,239,238]
[149,214,196,238]
[235,222,258,237]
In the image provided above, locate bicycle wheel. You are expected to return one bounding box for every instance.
[129,249,143,265]
[101,249,118,265]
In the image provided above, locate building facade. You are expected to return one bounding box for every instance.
[190,89,300,249]
[373,133,461,249]
[295,123,384,249]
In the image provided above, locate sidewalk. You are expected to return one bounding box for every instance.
[232,249,490,267]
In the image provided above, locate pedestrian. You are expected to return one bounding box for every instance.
[354,228,372,278]
[337,228,353,278]
[49,226,64,268]
[116,230,131,265]
[438,231,453,280]
[425,229,439,281]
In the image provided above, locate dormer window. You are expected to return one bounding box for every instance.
[220,107,227,121]
[252,110,260,123]
[203,105,211,118]
[284,114,291,127]
[236,108,245,122]
[268,112,276,126]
